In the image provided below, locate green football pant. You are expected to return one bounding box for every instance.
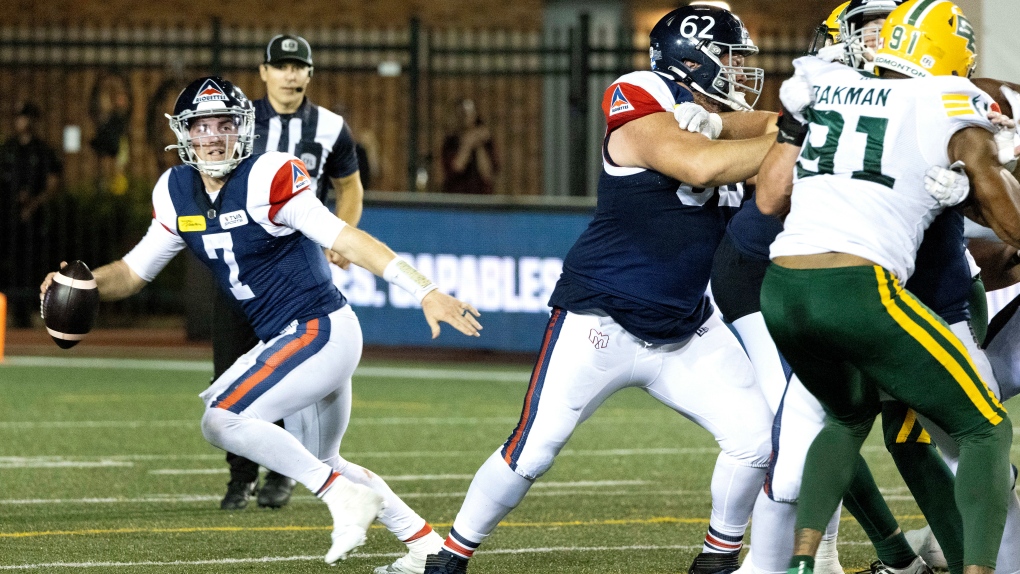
[760,264,1012,569]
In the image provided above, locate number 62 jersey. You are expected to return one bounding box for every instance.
[770,56,997,283]
[122,152,346,341]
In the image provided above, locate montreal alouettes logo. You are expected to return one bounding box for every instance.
[292,162,311,193]
[609,85,632,115]
[193,79,229,104]
[589,329,609,349]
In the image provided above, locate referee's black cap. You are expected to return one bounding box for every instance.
[264,34,313,67]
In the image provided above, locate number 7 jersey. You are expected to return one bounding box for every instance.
[770,56,996,282]
[126,152,346,341]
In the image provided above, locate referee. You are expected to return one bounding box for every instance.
[214,33,366,510]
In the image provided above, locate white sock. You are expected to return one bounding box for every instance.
[746,489,796,573]
[443,450,533,558]
[704,453,764,553]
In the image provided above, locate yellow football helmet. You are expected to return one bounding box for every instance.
[808,1,851,54]
[873,0,976,78]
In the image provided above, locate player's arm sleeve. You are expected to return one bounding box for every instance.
[274,189,348,249]
[322,122,360,179]
[122,219,187,282]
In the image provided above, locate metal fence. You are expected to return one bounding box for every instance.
[0,17,809,326]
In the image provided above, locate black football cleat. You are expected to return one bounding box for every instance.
[424,551,469,574]
[687,552,740,574]
[257,471,295,509]
[220,479,258,510]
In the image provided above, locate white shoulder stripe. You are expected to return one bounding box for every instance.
[248,152,298,237]
[612,71,675,112]
[151,169,177,234]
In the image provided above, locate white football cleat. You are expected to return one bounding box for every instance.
[904,526,947,570]
[868,556,934,574]
[374,530,445,574]
[321,476,385,564]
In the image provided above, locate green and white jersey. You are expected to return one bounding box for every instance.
[770,56,996,282]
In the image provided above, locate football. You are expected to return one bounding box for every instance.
[42,260,100,349]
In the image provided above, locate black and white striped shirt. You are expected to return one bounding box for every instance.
[252,96,359,203]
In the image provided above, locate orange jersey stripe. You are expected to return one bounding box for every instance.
[216,319,321,411]
[503,309,561,465]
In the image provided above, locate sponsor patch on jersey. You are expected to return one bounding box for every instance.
[178,215,207,232]
[193,79,229,105]
[219,210,248,230]
[609,86,633,115]
[292,161,311,194]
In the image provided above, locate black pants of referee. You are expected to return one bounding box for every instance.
[211,289,284,485]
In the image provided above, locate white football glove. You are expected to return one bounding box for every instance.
[924,161,970,208]
[673,102,723,139]
[815,43,846,64]
[998,85,1020,169]
[779,73,814,123]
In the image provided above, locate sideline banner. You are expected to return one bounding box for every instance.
[335,205,592,352]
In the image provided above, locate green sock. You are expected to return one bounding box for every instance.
[843,455,902,543]
[787,555,814,574]
[873,532,917,569]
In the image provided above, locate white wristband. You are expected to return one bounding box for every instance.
[383,258,438,303]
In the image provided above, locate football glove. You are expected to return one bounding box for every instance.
[673,102,723,140]
[779,73,813,124]
[815,43,846,64]
[924,161,970,208]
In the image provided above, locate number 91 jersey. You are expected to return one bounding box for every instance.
[771,56,996,282]
[149,152,345,341]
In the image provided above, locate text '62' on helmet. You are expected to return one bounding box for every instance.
[649,5,763,111]
[873,0,976,79]
[808,1,850,55]
[166,76,255,178]
[839,0,907,69]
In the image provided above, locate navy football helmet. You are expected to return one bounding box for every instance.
[649,5,763,111]
[840,0,906,69]
[166,76,255,178]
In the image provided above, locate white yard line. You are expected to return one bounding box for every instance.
[0,542,880,570]
[1,356,532,382]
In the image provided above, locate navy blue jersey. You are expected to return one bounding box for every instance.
[906,209,971,324]
[549,71,744,344]
[154,153,345,340]
[253,97,359,203]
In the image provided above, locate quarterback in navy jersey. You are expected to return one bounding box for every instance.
[41,76,481,569]
[424,6,781,574]
[212,33,367,515]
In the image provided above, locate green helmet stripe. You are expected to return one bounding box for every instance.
[905,0,942,26]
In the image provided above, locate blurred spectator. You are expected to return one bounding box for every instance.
[333,103,379,190]
[0,102,62,327]
[441,98,498,194]
[89,72,132,195]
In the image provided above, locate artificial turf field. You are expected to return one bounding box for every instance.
[1,355,1018,573]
